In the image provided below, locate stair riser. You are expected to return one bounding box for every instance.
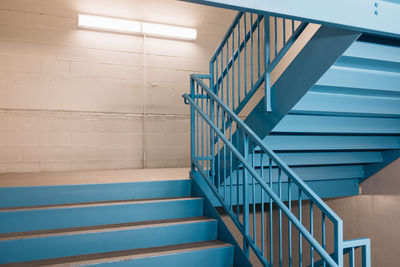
[263,135,400,150]
[227,165,364,183]
[316,65,400,92]
[208,179,359,207]
[0,180,191,208]
[273,115,400,134]
[87,246,234,267]
[0,199,203,234]
[248,151,382,166]
[0,221,217,264]
[292,91,400,117]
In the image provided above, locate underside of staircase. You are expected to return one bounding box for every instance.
[257,34,400,199]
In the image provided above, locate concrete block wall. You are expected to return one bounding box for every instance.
[0,0,235,173]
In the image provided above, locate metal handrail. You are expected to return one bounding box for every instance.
[184,74,344,266]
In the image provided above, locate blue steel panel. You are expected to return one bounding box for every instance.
[292,91,400,117]
[316,65,400,92]
[244,26,360,138]
[336,56,400,74]
[181,0,400,38]
[0,198,203,234]
[273,115,400,134]
[0,180,191,208]
[274,151,382,166]
[210,178,359,207]
[93,245,234,267]
[0,220,217,263]
[226,165,364,183]
[263,135,400,151]
[309,85,400,99]
[343,40,400,64]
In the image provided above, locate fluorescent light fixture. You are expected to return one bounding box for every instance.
[78,14,141,34]
[78,14,197,40]
[142,22,197,40]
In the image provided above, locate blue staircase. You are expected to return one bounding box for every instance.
[181,4,399,266]
[0,180,238,266]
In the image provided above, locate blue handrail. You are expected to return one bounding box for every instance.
[185,10,371,267]
[184,74,343,266]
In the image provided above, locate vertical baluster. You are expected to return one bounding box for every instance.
[292,19,295,34]
[274,17,278,57]
[257,15,260,78]
[299,189,303,267]
[288,178,292,267]
[226,39,230,110]
[283,18,286,45]
[243,13,247,96]
[310,202,314,267]
[251,141,256,245]
[236,128,240,217]
[196,84,199,167]
[237,19,241,103]
[201,87,204,170]
[350,247,355,267]
[322,213,326,267]
[221,47,224,105]
[206,92,209,178]
[216,93,220,193]
[232,29,235,111]
[229,119,233,211]
[269,158,273,266]
[223,110,227,201]
[216,55,219,94]
[210,91,215,186]
[278,168,282,267]
[190,79,195,171]
[264,16,270,67]
[264,16,271,112]
[250,14,254,88]
[261,152,265,256]
[243,133,250,257]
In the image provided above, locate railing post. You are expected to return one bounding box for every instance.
[264,16,272,112]
[334,220,344,267]
[243,132,250,257]
[190,77,196,173]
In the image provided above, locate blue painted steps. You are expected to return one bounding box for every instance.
[3,241,234,267]
[255,36,400,199]
[212,34,400,206]
[0,180,234,266]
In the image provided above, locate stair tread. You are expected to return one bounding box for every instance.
[0,217,214,241]
[0,197,202,212]
[4,240,231,266]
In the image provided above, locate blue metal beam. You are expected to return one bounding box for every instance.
[244,26,360,137]
[181,0,400,38]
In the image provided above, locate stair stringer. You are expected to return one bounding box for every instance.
[244,25,361,138]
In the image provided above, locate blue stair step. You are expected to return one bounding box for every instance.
[256,151,382,166]
[292,91,400,117]
[3,241,234,267]
[342,39,400,65]
[0,197,204,234]
[0,180,191,208]
[263,135,400,150]
[0,217,217,264]
[273,115,400,134]
[316,65,400,93]
[229,165,364,183]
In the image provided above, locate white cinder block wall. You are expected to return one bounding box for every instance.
[0,0,235,173]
